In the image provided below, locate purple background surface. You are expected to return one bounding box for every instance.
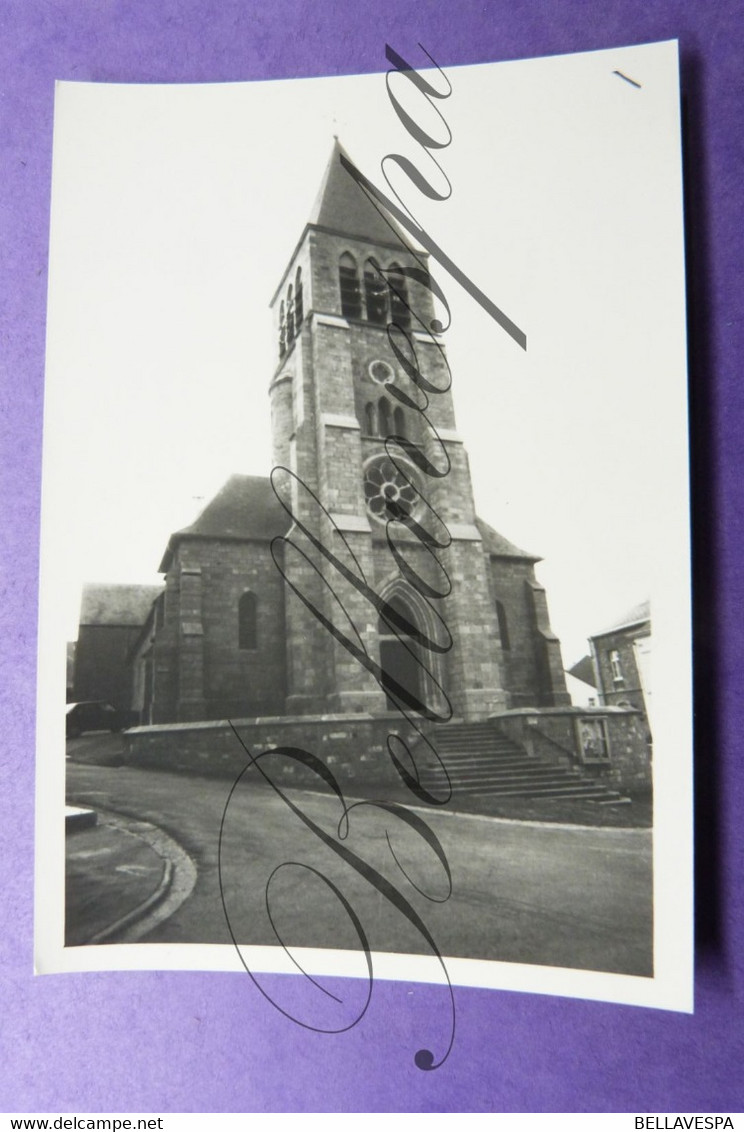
[1,0,741,1113]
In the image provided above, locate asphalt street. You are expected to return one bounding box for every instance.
[66,735,653,977]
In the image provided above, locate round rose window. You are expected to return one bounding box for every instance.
[368,359,394,385]
[364,455,420,522]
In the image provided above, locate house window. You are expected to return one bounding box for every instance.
[495,600,511,651]
[609,648,624,682]
[294,266,304,328]
[339,253,362,319]
[238,592,257,650]
[364,258,388,324]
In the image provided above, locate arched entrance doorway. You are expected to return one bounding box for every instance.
[378,594,425,711]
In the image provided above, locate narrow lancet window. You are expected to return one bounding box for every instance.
[364,258,388,324]
[294,266,304,329]
[286,284,295,342]
[279,301,286,358]
[339,253,362,319]
[238,592,258,650]
[364,402,377,436]
[378,396,393,437]
[388,263,411,329]
[496,601,511,651]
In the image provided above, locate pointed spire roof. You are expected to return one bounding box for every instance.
[307,139,410,249]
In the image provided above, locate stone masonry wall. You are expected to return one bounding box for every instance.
[496,707,651,793]
[177,538,287,719]
[123,712,418,795]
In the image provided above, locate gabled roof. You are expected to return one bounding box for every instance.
[592,599,651,638]
[79,583,163,627]
[568,655,597,688]
[308,139,410,250]
[475,517,540,562]
[159,475,289,571]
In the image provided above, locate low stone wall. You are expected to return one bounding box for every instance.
[495,706,652,794]
[122,712,417,792]
[123,705,652,797]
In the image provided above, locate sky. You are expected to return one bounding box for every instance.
[40,42,688,666]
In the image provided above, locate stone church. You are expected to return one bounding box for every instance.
[129,141,569,727]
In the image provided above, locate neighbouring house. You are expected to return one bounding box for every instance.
[589,599,652,724]
[72,582,163,712]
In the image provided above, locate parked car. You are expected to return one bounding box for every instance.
[65,701,123,738]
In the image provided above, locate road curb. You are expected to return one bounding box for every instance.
[68,805,198,945]
[87,856,174,945]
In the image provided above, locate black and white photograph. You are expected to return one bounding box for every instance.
[36,41,692,1013]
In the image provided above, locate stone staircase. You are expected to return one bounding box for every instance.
[425,721,630,804]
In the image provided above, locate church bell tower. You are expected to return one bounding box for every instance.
[268,140,509,721]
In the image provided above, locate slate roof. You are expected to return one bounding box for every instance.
[592,599,651,638]
[159,474,289,571]
[475,517,540,561]
[568,655,597,687]
[307,139,410,249]
[79,583,163,627]
[158,475,534,570]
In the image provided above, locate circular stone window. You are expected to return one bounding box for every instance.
[364,454,421,523]
[368,358,394,385]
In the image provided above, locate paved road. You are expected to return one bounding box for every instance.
[66,736,652,977]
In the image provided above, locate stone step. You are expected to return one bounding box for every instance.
[476,783,624,799]
[439,748,524,757]
[434,731,518,742]
[442,761,582,777]
[437,756,548,771]
[446,771,587,787]
[436,745,523,757]
[420,722,625,805]
[437,748,550,762]
[451,776,589,792]
[434,736,515,748]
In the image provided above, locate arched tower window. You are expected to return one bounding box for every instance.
[279,301,286,358]
[364,258,388,324]
[364,402,377,436]
[378,396,392,437]
[496,600,510,651]
[388,263,411,328]
[238,592,257,650]
[339,253,362,319]
[286,284,295,342]
[393,406,406,438]
[294,266,304,329]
